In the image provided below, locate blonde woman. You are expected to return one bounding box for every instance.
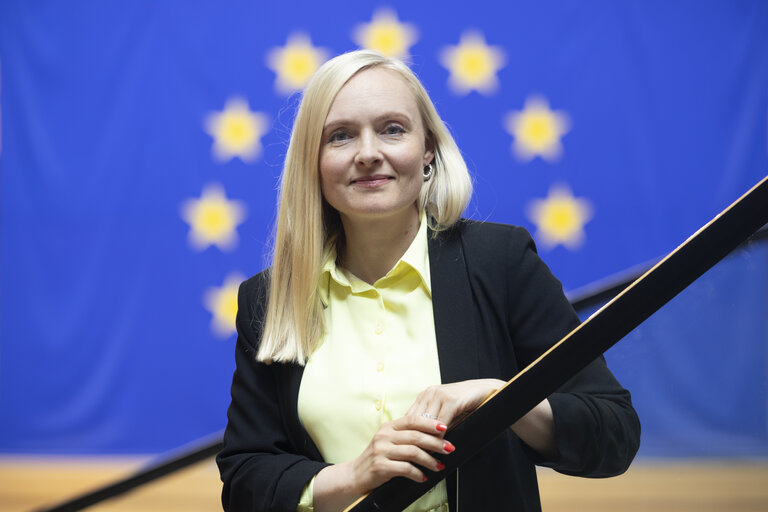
[217,51,640,512]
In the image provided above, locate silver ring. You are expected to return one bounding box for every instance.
[422,413,439,420]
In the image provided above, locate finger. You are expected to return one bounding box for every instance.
[376,459,430,484]
[421,410,441,422]
[392,413,448,436]
[405,397,445,428]
[415,394,451,428]
[385,442,449,472]
[388,427,455,457]
[435,402,460,428]
[376,420,446,451]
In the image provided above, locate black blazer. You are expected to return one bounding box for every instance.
[217,221,640,512]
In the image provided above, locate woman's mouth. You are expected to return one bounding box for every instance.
[351,175,394,188]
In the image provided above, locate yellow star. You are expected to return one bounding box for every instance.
[440,31,505,95]
[352,8,418,59]
[505,95,570,162]
[526,183,593,250]
[205,97,269,163]
[180,183,246,252]
[267,33,328,94]
[204,273,245,338]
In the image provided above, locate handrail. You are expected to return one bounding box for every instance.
[37,223,768,512]
[567,224,767,311]
[37,434,223,512]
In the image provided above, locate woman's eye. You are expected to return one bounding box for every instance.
[384,124,405,135]
[328,131,350,143]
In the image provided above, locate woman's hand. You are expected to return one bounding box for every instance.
[405,379,557,459]
[349,414,453,489]
[405,378,506,428]
[312,415,451,512]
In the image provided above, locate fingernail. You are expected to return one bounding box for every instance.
[436,423,447,432]
[422,475,428,482]
[443,441,455,453]
[436,462,445,470]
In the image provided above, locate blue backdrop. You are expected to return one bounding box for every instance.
[1,0,766,455]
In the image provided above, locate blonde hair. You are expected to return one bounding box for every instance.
[257,50,472,364]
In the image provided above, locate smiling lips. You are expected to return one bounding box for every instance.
[351,175,394,188]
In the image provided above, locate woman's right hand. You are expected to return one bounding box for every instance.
[348,413,452,490]
[312,415,452,512]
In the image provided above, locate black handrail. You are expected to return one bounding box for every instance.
[37,433,223,512]
[37,224,768,512]
[568,225,767,311]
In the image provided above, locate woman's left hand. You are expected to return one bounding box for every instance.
[405,379,558,459]
[404,379,505,428]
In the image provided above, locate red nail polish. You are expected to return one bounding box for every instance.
[436,462,445,470]
[436,423,447,432]
[443,441,455,453]
[422,475,428,482]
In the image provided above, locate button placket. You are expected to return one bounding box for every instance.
[374,292,386,335]
[371,288,387,414]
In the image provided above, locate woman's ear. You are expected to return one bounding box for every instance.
[424,133,435,166]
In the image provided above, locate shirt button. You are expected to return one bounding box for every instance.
[376,362,384,372]
[375,400,382,411]
[374,322,384,335]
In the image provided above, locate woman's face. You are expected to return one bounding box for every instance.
[319,67,434,227]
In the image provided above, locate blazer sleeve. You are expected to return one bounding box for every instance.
[216,273,330,512]
[503,227,641,478]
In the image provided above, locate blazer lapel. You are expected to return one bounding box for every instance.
[428,225,480,384]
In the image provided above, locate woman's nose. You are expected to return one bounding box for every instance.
[354,131,382,167]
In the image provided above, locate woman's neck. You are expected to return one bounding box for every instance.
[338,208,421,285]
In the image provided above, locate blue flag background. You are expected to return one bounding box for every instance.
[1,1,767,456]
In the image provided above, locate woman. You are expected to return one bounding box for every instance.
[217,50,640,512]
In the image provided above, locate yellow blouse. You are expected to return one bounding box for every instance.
[297,217,448,512]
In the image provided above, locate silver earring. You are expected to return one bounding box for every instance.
[423,163,433,181]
